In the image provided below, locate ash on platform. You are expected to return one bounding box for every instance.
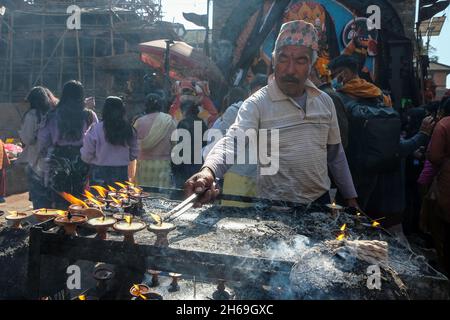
[130,197,449,300]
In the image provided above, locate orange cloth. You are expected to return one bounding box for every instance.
[340,78,392,107]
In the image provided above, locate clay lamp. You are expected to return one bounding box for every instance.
[5,211,30,229]
[213,279,231,300]
[148,222,176,247]
[112,213,125,221]
[113,215,146,244]
[168,273,181,292]
[33,209,67,222]
[326,202,343,216]
[148,270,161,287]
[108,195,127,211]
[77,294,98,300]
[130,284,163,300]
[87,216,117,240]
[93,266,115,292]
[130,284,150,300]
[68,204,85,215]
[54,214,88,236]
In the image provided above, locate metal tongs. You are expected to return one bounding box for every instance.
[165,192,200,222]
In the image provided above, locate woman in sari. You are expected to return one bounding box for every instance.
[130,94,176,188]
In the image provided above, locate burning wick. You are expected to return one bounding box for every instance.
[336,223,347,241]
[133,284,147,300]
[372,221,380,228]
[78,295,86,300]
[125,215,132,225]
[150,213,163,227]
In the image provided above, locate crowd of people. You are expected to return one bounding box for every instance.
[1,19,449,276]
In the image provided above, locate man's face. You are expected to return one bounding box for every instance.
[274,45,313,97]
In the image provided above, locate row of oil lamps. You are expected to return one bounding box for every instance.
[74,267,182,300]
[5,182,176,245]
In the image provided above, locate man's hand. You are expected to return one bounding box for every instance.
[420,116,436,136]
[184,167,220,208]
[347,198,360,211]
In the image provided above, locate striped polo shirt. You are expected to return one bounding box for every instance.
[204,75,341,204]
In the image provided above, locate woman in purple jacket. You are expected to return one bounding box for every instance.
[38,80,98,209]
[81,96,138,187]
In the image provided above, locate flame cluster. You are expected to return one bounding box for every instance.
[59,181,141,211]
[132,284,147,300]
[336,224,347,241]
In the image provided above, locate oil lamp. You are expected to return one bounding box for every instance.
[148,270,161,287]
[130,284,150,300]
[54,214,87,236]
[113,216,146,244]
[168,273,181,292]
[88,216,117,240]
[5,211,30,229]
[33,209,67,222]
[326,202,343,215]
[148,222,176,247]
[213,279,230,300]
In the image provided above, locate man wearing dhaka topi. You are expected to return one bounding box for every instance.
[185,20,358,209]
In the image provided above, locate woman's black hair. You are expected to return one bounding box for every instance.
[440,96,450,117]
[24,86,52,123]
[103,96,134,147]
[56,80,87,142]
[145,93,164,114]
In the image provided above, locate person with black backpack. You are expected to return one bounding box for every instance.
[38,80,98,209]
[328,55,435,240]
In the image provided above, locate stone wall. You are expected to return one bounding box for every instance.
[0,102,28,140]
[390,0,417,41]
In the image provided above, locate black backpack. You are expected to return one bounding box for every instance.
[338,93,402,174]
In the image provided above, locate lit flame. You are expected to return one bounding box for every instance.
[84,190,96,200]
[132,187,142,194]
[110,196,121,206]
[9,210,18,217]
[60,192,88,208]
[332,202,336,207]
[115,182,127,189]
[340,224,347,232]
[91,185,108,198]
[372,221,380,228]
[125,181,135,187]
[125,215,132,225]
[133,284,147,300]
[336,233,346,241]
[56,210,67,217]
[84,191,104,208]
[150,213,162,226]
[78,295,86,300]
[90,197,105,208]
[108,185,117,192]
